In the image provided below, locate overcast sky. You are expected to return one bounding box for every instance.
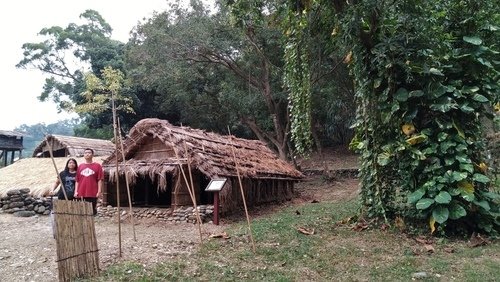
[0,0,170,130]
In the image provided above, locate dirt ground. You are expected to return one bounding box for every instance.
[0,148,359,282]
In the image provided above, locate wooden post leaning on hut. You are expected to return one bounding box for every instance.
[183,141,204,234]
[117,118,137,241]
[173,146,203,244]
[47,136,68,201]
[227,129,256,252]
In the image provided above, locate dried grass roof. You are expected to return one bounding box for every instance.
[0,130,24,137]
[103,118,303,181]
[0,156,107,197]
[33,134,115,157]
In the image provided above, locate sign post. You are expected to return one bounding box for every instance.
[204,178,227,225]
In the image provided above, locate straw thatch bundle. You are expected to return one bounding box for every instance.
[103,118,303,188]
[32,134,114,157]
[0,157,106,197]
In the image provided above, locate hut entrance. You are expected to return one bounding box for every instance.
[199,174,213,205]
[132,174,173,207]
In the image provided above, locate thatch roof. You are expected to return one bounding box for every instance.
[33,134,115,157]
[0,130,24,137]
[0,156,107,198]
[104,118,303,183]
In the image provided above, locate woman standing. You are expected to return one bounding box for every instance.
[52,158,78,200]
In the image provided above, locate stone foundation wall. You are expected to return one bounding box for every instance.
[0,188,214,223]
[0,189,52,217]
[97,205,214,223]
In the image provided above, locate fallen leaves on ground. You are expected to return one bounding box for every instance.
[351,218,371,231]
[209,232,230,239]
[468,232,490,248]
[297,227,315,235]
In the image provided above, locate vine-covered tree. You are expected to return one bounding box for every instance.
[232,0,500,235]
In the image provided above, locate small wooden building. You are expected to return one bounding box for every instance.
[33,134,115,157]
[102,118,304,214]
[0,130,24,167]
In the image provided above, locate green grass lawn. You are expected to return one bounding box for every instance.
[85,197,499,282]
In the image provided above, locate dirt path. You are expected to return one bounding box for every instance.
[0,215,225,282]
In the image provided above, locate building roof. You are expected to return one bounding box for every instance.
[32,134,115,157]
[0,130,24,137]
[103,118,303,183]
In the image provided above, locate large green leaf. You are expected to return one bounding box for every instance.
[432,206,449,224]
[473,173,490,183]
[377,153,391,166]
[395,88,409,102]
[474,200,491,211]
[409,90,424,97]
[408,189,426,204]
[429,68,444,76]
[472,94,489,102]
[451,171,468,182]
[459,163,474,173]
[461,192,475,202]
[435,191,452,204]
[449,203,467,219]
[463,36,482,45]
[416,198,434,210]
[483,192,500,200]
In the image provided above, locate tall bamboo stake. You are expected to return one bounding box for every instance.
[183,141,204,235]
[46,136,68,201]
[117,118,137,241]
[227,128,255,252]
[111,97,122,257]
[173,147,203,244]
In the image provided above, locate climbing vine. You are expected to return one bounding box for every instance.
[282,1,313,156]
[228,0,499,235]
[281,0,499,235]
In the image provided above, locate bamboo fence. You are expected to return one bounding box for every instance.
[53,200,99,281]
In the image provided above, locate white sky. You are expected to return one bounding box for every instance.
[0,0,170,130]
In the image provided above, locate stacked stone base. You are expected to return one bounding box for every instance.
[1,188,214,223]
[0,189,52,217]
[98,205,214,224]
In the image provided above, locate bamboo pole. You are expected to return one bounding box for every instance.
[183,141,204,236]
[117,118,137,241]
[227,128,256,252]
[173,147,203,244]
[46,136,68,201]
[111,97,122,257]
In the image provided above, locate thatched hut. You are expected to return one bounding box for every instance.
[102,118,303,214]
[32,134,115,157]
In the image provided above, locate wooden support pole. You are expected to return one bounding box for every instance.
[227,129,256,252]
[117,118,137,241]
[173,147,203,244]
[183,141,204,233]
[46,136,68,201]
[111,97,122,257]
